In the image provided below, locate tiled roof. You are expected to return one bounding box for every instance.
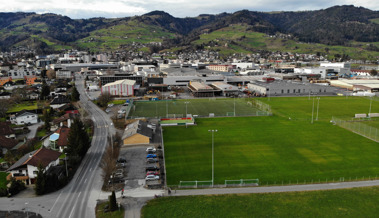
[0,121,15,136]
[7,147,61,171]
[55,126,70,147]
[0,135,18,149]
[50,95,70,105]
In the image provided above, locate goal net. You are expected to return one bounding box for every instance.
[179,180,213,188]
[225,179,259,187]
[226,112,235,117]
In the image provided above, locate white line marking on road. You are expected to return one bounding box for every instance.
[69,192,81,218]
[49,190,63,213]
[84,179,87,183]
[90,168,92,172]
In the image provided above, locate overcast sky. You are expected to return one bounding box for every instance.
[1,0,378,19]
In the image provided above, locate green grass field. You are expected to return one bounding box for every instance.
[163,96,379,186]
[7,102,38,113]
[129,98,260,118]
[141,186,379,218]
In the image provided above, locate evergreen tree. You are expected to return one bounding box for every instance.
[43,109,51,131]
[108,191,118,211]
[35,164,46,195]
[66,118,90,165]
[41,80,50,100]
[70,86,80,102]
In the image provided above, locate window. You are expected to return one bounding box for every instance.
[33,171,38,175]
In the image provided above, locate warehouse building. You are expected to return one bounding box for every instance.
[247,80,336,96]
[101,79,135,97]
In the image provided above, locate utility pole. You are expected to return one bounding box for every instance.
[208,129,217,187]
[234,97,236,117]
[185,101,190,128]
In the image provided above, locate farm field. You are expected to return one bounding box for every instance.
[128,98,261,118]
[163,96,379,186]
[142,186,379,218]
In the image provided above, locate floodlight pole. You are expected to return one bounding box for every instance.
[369,96,373,118]
[316,97,320,121]
[166,100,168,118]
[234,97,236,117]
[209,129,217,187]
[185,101,190,128]
[311,97,315,124]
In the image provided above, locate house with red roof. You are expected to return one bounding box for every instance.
[49,126,70,152]
[7,147,61,185]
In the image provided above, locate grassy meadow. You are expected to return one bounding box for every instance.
[163,96,379,186]
[142,186,379,218]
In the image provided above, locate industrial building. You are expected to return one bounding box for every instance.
[248,80,336,96]
[101,79,135,97]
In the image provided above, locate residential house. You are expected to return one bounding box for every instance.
[50,95,70,109]
[7,147,61,185]
[122,120,153,145]
[27,91,40,100]
[10,110,38,125]
[24,75,37,85]
[0,91,11,99]
[52,113,77,130]
[0,77,12,86]
[0,121,16,138]
[49,126,70,152]
[57,104,79,114]
[0,135,18,155]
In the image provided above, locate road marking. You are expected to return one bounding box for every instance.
[69,192,81,218]
[90,168,92,172]
[84,179,87,183]
[49,190,63,213]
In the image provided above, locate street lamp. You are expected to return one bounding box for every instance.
[65,153,68,177]
[25,202,29,218]
[208,129,217,187]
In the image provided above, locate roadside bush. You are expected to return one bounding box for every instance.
[8,179,26,196]
[0,187,8,197]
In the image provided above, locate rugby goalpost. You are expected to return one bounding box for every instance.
[225,179,259,187]
[179,180,213,188]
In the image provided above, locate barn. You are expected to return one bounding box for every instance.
[101,79,135,97]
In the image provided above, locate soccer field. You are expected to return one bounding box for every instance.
[128,98,262,118]
[163,96,379,186]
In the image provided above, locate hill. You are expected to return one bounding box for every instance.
[0,5,378,59]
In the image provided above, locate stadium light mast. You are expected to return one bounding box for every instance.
[369,96,373,118]
[316,97,320,121]
[311,97,315,124]
[208,129,217,187]
[234,97,236,117]
[185,101,190,128]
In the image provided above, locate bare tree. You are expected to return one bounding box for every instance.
[46,69,56,79]
[97,92,113,107]
[0,99,10,117]
[100,136,120,189]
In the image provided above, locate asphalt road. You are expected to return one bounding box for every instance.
[0,75,115,218]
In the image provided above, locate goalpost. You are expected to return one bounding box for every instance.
[225,179,259,187]
[179,180,213,188]
[226,112,235,117]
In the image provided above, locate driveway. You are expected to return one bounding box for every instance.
[27,122,44,139]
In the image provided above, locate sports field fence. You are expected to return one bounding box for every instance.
[332,117,379,142]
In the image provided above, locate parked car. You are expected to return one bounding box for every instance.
[114,169,123,174]
[117,158,127,163]
[146,147,156,152]
[123,102,129,106]
[146,171,159,176]
[114,173,123,178]
[117,114,124,119]
[116,163,126,168]
[118,109,126,114]
[107,103,114,107]
[146,154,157,158]
[145,175,159,181]
[146,158,158,163]
[146,166,159,171]
[105,108,111,113]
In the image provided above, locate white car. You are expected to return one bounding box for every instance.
[107,103,114,107]
[146,147,156,152]
[145,175,159,181]
[118,109,126,114]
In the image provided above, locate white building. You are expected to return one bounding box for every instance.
[10,111,38,125]
[7,147,61,185]
[101,79,135,96]
[56,70,72,79]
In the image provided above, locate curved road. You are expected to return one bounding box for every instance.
[0,74,115,218]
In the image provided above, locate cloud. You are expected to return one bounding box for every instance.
[0,0,378,19]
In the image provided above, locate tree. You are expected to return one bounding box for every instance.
[70,86,80,102]
[97,92,112,107]
[0,99,10,117]
[35,164,46,195]
[46,69,56,79]
[369,69,378,76]
[65,118,90,165]
[108,191,118,211]
[43,109,51,131]
[41,80,50,100]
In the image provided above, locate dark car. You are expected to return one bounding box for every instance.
[146,158,158,163]
[146,154,157,158]
[146,165,159,171]
[117,158,127,163]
